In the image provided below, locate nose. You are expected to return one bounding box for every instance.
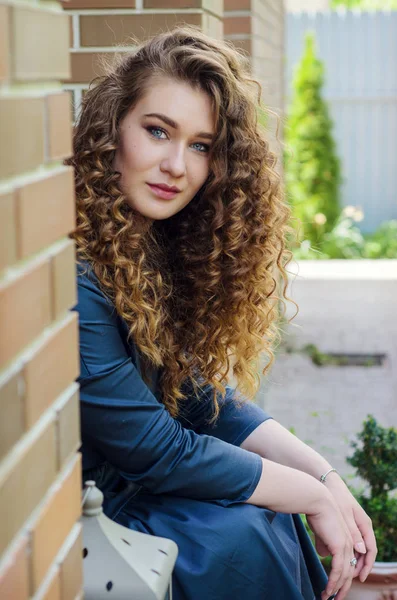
[160,143,187,178]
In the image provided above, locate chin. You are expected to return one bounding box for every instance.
[130,197,189,221]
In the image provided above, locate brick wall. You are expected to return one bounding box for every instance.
[62,0,224,118]
[0,2,83,599]
[224,0,285,156]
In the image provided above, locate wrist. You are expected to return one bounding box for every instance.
[309,482,336,516]
[322,470,347,490]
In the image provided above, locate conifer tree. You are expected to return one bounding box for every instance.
[285,33,341,246]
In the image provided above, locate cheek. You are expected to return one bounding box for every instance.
[193,162,210,189]
[116,129,149,173]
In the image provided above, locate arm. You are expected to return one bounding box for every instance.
[74,267,264,504]
[240,418,334,479]
[177,378,273,446]
[241,415,377,584]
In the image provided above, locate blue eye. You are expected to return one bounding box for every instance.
[146,126,167,139]
[192,142,210,154]
[145,125,210,154]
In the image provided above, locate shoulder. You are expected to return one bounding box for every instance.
[74,259,116,319]
[76,259,100,290]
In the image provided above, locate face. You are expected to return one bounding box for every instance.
[113,77,215,221]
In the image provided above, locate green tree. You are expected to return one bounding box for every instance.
[285,33,341,247]
[332,0,397,8]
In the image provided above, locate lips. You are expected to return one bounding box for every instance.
[148,183,181,193]
[147,183,180,200]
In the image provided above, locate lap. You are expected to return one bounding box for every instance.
[116,492,327,600]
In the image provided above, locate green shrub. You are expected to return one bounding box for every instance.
[347,415,397,562]
[285,32,342,247]
[293,211,397,260]
[331,0,397,9]
[363,221,397,258]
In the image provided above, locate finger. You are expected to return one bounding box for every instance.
[332,573,354,600]
[352,553,365,579]
[359,525,378,582]
[323,551,344,599]
[345,514,367,555]
[325,543,351,600]
[338,543,354,598]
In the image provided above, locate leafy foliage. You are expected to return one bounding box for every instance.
[293,210,397,260]
[285,32,342,246]
[347,415,397,561]
[332,0,397,9]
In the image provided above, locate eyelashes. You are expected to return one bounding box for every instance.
[145,125,210,154]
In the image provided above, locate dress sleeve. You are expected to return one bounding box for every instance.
[73,265,263,505]
[177,381,273,446]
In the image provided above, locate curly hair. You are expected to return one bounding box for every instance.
[66,24,296,423]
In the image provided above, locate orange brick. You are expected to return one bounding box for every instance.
[12,6,70,81]
[0,258,51,370]
[225,0,250,8]
[0,191,17,272]
[0,419,57,557]
[38,568,61,600]
[0,537,29,600]
[0,5,10,81]
[56,386,81,471]
[69,52,110,84]
[46,93,73,162]
[227,37,252,57]
[30,454,82,593]
[0,367,25,462]
[224,16,251,35]
[59,525,83,600]
[16,168,76,260]
[80,13,201,47]
[24,313,80,429]
[51,239,77,320]
[0,97,45,179]
[62,0,135,7]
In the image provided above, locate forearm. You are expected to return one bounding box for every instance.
[245,456,332,515]
[241,418,338,482]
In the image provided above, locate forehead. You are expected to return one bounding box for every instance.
[134,77,215,133]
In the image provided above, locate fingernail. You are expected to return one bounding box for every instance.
[355,542,366,553]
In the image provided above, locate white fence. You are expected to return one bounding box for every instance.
[286,11,397,233]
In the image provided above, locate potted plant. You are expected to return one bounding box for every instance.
[301,415,397,598]
[346,415,397,599]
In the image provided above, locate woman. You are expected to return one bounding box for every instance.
[68,25,377,600]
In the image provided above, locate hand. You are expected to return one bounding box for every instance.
[306,491,356,600]
[324,474,378,583]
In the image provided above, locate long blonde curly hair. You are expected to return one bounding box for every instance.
[66,24,296,423]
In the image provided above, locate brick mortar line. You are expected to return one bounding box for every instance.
[223,10,250,17]
[0,455,81,579]
[0,163,70,201]
[0,381,79,488]
[72,13,81,49]
[33,522,83,599]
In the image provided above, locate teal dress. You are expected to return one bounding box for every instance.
[73,261,328,600]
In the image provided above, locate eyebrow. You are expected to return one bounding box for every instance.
[143,112,214,141]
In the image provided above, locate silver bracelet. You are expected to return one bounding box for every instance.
[319,468,338,483]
